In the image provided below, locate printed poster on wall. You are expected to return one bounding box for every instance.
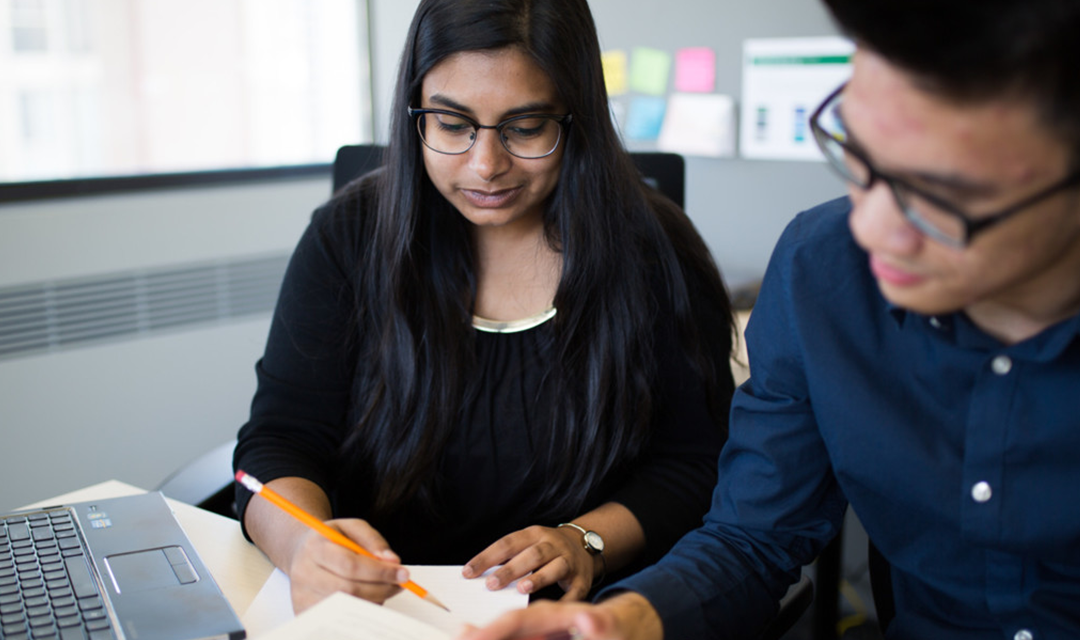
[739,36,854,161]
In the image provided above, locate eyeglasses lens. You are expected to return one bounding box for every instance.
[499,116,562,158]
[415,112,562,159]
[890,185,968,245]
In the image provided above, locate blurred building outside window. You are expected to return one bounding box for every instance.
[0,0,371,182]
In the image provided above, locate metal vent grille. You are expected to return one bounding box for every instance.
[0,254,289,361]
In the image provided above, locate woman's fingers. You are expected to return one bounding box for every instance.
[464,527,538,579]
[514,554,576,596]
[287,519,406,612]
[464,525,594,598]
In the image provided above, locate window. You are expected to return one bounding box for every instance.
[0,0,371,182]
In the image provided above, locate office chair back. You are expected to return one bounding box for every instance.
[332,144,686,209]
[333,145,386,195]
[627,152,685,209]
[156,440,238,519]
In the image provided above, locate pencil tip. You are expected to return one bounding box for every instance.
[426,593,450,612]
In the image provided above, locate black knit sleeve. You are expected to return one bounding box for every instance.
[232,188,369,535]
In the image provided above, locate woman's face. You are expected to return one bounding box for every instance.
[418,47,567,234]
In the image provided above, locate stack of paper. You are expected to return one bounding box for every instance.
[257,591,459,640]
[243,566,528,638]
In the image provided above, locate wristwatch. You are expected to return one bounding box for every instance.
[557,522,605,554]
[558,522,606,585]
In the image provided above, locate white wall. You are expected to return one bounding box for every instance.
[0,179,323,288]
[0,176,327,511]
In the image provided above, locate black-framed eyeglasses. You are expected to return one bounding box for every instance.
[408,107,572,159]
[809,82,1080,248]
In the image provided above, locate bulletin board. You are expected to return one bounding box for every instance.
[585,0,851,284]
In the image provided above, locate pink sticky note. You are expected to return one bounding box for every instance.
[674,47,716,93]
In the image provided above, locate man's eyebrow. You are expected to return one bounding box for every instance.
[427,94,560,119]
[841,111,999,198]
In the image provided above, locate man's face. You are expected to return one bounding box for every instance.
[842,49,1080,325]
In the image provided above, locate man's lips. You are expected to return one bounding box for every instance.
[870,255,926,286]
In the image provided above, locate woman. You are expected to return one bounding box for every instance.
[234,0,735,614]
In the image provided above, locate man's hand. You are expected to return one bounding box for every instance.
[455,592,663,640]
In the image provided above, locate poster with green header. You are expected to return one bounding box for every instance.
[740,37,853,161]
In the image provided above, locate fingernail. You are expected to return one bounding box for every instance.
[461,565,475,578]
[379,550,399,561]
[519,580,533,594]
[485,576,500,590]
[397,569,409,583]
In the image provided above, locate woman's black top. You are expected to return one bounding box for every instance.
[234,181,733,578]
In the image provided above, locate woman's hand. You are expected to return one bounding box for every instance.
[463,525,599,600]
[285,518,407,613]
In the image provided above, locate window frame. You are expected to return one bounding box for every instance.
[0,163,332,203]
[0,0,374,203]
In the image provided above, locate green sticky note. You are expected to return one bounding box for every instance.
[630,47,671,96]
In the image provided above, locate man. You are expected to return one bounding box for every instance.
[461,0,1080,638]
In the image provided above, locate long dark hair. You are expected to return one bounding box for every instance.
[343,0,733,519]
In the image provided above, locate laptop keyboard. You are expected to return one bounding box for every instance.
[0,509,114,640]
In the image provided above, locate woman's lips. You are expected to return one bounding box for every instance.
[460,186,523,208]
[870,255,926,287]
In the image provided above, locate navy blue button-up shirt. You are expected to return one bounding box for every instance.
[613,197,1080,639]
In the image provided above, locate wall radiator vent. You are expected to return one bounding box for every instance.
[0,253,289,361]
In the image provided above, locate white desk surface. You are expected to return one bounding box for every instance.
[20,480,276,618]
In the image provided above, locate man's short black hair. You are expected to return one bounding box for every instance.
[823,0,1080,153]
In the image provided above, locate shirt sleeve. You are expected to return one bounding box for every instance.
[232,193,366,535]
[605,205,849,639]
[606,268,735,569]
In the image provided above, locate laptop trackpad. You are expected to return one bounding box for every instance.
[104,546,199,593]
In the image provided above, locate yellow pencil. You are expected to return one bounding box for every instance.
[235,470,449,612]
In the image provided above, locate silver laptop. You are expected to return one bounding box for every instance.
[0,492,245,640]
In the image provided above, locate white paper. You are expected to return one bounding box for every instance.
[243,566,527,638]
[255,591,451,640]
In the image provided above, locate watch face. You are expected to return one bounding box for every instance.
[584,530,605,553]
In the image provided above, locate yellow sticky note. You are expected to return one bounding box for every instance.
[630,47,671,96]
[602,50,629,96]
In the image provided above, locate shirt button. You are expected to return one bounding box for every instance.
[971,481,993,503]
[1015,629,1034,640]
[991,355,1013,375]
[929,317,942,329]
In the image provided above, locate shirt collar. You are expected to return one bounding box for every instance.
[886,298,1080,361]
[885,300,907,328]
